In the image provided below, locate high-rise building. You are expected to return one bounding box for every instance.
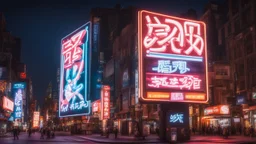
[221,0,256,129]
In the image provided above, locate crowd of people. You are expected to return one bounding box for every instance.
[11,127,55,140]
[191,125,256,138]
[40,127,55,139]
[12,127,20,140]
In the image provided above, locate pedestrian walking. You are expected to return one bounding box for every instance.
[47,128,50,139]
[250,126,254,138]
[28,128,32,137]
[40,128,44,139]
[13,128,19,140]
[114,127,118,139]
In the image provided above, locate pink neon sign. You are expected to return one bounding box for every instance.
[138,10,208,103]
[143,15,204,57]
[146,73,202,91]
[62,30,86,69]
[101,86,110,120]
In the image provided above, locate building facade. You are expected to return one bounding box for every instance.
[221,0,256,129]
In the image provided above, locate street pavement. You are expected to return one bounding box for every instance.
[1,131,256,144]
[0,131,97,144]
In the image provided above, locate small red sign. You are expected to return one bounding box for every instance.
[20,72,27,79]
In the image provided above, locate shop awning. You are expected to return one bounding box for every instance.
[249,105,256,111]
[117,110,129,114]
[202,115,231,119]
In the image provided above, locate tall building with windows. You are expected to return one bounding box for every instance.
[220,0,256,129]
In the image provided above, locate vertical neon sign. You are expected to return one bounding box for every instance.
[59,22,91,117]
[12,82,26,119]
[33,111,40,128]
[138,10,208,103]
[101,85,110,120]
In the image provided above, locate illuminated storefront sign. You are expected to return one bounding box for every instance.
[59,22,91,117]
[33,111,40,128]
[138,10,208,103]
[2,96,14,112]
[101,85,110,120]
[92,100,100,113]
[12,82,26,119]
[236,95,246,105]
[204,105,230,116]
[170,113,184,123]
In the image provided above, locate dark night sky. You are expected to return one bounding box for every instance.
[0,0,220,106]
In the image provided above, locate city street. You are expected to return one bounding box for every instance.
[1,131,256,144]
[0,131,97,144]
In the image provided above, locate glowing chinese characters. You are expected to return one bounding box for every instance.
[12,82,26,119]
[101,85,110,120]
[62,30,86,69]
[138,10,208,103]
[147,74,202,90]
[170,113,184,123]
[143,15,204,57]
[59,22,91,117]
[152,60,190,74]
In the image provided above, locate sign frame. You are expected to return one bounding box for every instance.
[59,22,91,117]
[138,10,209,103]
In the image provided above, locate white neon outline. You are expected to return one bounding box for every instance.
[59,22,91,118]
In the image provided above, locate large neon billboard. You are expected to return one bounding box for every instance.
[138,10,208,103]
[59,22,91,117]
[12,82,26,119]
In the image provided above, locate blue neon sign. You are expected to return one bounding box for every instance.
[170,113,184,124]
[12,82,26,120]
[59,22,91,117]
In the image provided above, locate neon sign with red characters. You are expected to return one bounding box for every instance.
[101,85,110,120]
[138,10,208,103]
[59,22,91,117]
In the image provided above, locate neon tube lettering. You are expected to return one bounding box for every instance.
[152,60,190,74]
[147,75,201,90]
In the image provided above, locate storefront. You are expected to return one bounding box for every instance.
[202,105,231,128]
[0,96,14,133]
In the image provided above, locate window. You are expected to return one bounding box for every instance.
[242,0,250,7]
[252,73,256,87]
[234,18,240,33]
[232,0,239,15]
[239,64,245,76]
[227,23,231,35]
[236,63,244,77]
[234,40,242,58]
[216,68,228,76]
[242,8,252,26]
[239,80,245,90]
[244,33,253,54]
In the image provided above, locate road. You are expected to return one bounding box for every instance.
[0,131,97,144]
[1,131,256,144]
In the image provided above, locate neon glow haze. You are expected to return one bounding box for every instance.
[138,10,208,103]
[59,22,91,117]
[12,82,26,119]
